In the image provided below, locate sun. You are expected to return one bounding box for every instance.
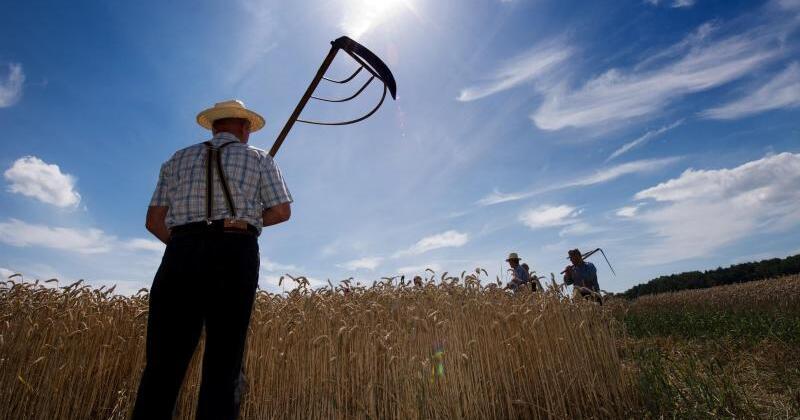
[340,0,417,40]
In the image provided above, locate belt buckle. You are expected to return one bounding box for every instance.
[223,219,248,231]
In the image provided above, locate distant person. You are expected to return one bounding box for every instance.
[413,275,423,288]
[133,100,293,420]
[563,248,601,303]
[522,263,543,292]
[505,253,530,293]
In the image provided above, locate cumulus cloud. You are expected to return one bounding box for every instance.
[338,256,383,271]
[607,120,684,162]
[457,40,572,102]
[519,205,581,229]
[395,231,469,257]
[531,25,780,130]
[477,157,680,206]
[0,63,24,107]
[701,62,800,120]
[632,152,800,263]
[4,156,81,208]
[0,219,115,254]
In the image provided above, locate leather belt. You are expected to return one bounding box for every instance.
[171,219,259,238]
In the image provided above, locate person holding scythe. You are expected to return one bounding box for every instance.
[563,248,601,303]
[133,100,293,420]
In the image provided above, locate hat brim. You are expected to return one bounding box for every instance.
[196,107,266,132]
[506,258,521,262]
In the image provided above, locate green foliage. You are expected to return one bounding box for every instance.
[624,310,800,342]
[623,254,800,298]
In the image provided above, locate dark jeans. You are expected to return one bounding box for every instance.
[132,232,260,420]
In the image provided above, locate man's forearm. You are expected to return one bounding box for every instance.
[262,203,291,227]
[145,206,171,245]
[147,222,171,245]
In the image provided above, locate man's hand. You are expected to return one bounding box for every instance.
[146,206,171,244]
[262,202,291,227]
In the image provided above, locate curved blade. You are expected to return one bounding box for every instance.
[332,36,397,100]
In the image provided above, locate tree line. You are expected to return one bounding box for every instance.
[622,254,800,299]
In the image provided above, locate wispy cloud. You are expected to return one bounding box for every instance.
[0,219,114,254]
[0,63,24,107]
[395,263,442,276]
[338,256,383,271]
[701,62,800,120]
[607,120,684,162]
[477,157,680,206]
[615,205,641,218]
[645,0,697,8]
[457,40,572,102]
[531,21,784,130]
[394,230,469,257]
[4,156,81,208]
[519,205,581,229]
[122,238,165,253]
[632,152,800,263]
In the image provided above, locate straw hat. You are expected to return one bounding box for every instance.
[506,252,521,262]
[196,99,266,132]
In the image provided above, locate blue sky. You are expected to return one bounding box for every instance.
[1,0,799,295]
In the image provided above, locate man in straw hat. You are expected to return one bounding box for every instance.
[504,252,531,293]
[133,100,293,420]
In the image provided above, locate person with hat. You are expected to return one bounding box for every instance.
[133,100,293,420]
[563,248,600,302]
[505,252,531,293]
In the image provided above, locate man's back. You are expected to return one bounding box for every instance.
[150,132,292,231]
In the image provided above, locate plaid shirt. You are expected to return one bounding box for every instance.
[149,132,292,232]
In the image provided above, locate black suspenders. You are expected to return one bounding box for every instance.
[204,141,237,224]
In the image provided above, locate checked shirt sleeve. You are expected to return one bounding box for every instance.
[258,154,293,209]
[149,161,172,207]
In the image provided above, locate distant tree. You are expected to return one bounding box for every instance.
[623,254,800,299]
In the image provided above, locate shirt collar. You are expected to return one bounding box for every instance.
[211,132,242,145]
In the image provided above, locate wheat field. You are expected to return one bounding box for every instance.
[0,272,633,419]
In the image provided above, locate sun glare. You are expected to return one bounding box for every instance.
[340,0,416,40]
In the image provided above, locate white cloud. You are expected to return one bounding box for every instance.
[645,0,697,8]
[338,256,383,271]
[531,22,782,130]
[519,205,581,229]
[4,156,81,208]
[261,258,299,273]
[607,120,684,162]
[0,219,114,254]
[671,0,696,8]
[457,41,572,102]
[632,152,800,263]
[0,267,18,279]
[0,63,24,107]
[566,157,681,187]
[558,222,603,237]
[395,263,442,276]
[394,230,469,257]
[477,157,680,206]
[615,205,641,218]
[701,62,800,120]
[122,238,165,253]
[476,189,531,206]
